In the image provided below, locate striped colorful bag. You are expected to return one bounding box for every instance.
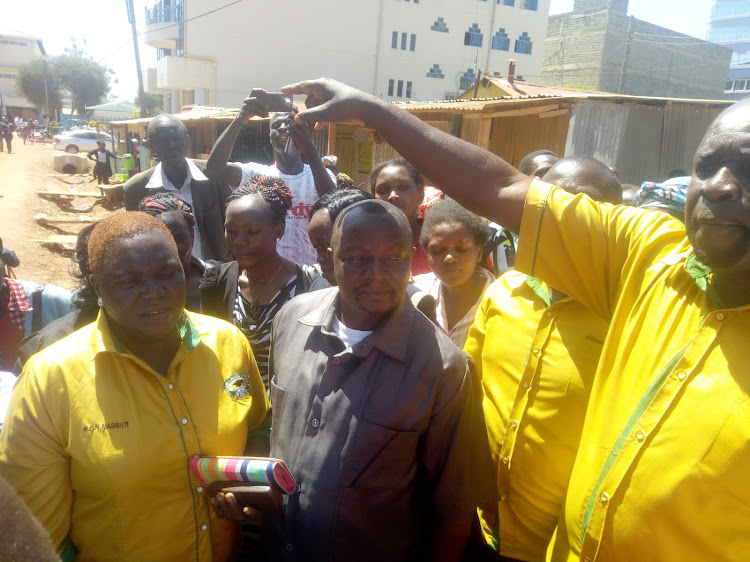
[189,456,297,495]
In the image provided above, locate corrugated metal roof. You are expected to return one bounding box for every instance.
[110,101,308,125]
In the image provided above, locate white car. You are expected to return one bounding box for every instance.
[53,130,113,154]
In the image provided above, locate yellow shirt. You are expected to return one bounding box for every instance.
[465,271,607,561]
[0,310,269,561]
[516,180,750,562]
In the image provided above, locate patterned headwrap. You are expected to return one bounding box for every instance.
[636,176,689,215]
[140,196,195,220]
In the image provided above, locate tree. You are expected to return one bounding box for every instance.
[134,92,163,117]
[15,38,111,117]
[15,59,63,118]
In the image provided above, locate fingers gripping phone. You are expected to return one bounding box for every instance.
[258,92,293,112]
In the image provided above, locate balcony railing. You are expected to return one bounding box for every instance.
[145,1,184,25]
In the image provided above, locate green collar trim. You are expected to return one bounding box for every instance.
[685,254,725,309]
[525,276,551,307]
[177,312,201,351]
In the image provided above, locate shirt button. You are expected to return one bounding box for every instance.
[531,347,540,355]
[168,383,174,390]
[510,420,518,429]
[201,524,208,531]
[716,312,725,321]
[332,357,341,364]
[502,457,509,465]
[677,370,687,381]
[286,544,294,552]
[600,492,609,504]
[635,430,645,442]
[584,558,592,562]
[181,418,188,425]
[522,381,530,389]
[197,486,204,493]
[546,311,553,318]
[500,494,507,501]
[295,484,301,493]
[311,418,320,428]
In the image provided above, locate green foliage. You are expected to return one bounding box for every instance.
[134,92,163,117]
[15,37,111,117]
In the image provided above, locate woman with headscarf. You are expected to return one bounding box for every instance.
[139,192,205,312]
[0,212,268,560]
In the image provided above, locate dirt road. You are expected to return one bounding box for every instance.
[0,140,114,290]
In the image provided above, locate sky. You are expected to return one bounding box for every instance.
[8,0,714,103]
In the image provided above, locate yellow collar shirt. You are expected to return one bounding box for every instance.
[515,180,750,562]
[0,310,269,561]
[465,271,607,561]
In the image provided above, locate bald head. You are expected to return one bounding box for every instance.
[146,113,188,168]
[332,199,412,250]
[542,156,622,205]
[148,113,187,137]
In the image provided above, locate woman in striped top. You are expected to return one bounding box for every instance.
[200,176,319,392]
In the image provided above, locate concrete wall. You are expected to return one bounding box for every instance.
[542,0,732,100]
[0,34,44,101]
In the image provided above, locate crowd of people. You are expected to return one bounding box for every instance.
[0,79,747,562]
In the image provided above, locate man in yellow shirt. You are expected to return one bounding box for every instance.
[0,213,269,561]
[283,79,750,561]
[465,157,619,561]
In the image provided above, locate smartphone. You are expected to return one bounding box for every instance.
[259,92,293,112]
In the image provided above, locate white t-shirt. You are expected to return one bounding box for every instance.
[234,162,335,265]
[333,316,373,350]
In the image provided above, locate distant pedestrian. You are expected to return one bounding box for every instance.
[1,120,13,153]
[87,140,119,184]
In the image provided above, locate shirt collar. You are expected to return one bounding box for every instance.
[91,308,203,357]
[145,160,208,190]
[685,254,725,309]
[298,288,414,362]
[525,275,552,307]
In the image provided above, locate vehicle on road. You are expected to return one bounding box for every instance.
[53,130,112,153]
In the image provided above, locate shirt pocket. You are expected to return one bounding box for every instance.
[343,418,419,489]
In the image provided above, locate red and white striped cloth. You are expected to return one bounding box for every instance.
[5,278,32,330]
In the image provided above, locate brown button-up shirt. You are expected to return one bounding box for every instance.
[266,288,497,561]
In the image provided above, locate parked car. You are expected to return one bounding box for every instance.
[53,130,113,154]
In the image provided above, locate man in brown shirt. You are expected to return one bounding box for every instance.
[265,199,497,561]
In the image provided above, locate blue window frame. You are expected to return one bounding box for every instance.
[401,32,408,50]
[406,81,413,98]
[388,79,395,96]
[431,17,449,32]
[459,68,476,91]
[500,0,515,5]
[514,32,532,54]
[392,31,398,49]
[410,33,416,51]
[521,0,537,9]
[464,24,483,47]
[492,28,510,50]
[397,80,404,97]
[426,64,445,79]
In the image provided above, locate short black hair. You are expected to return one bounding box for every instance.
[368,157,425,195]
[332,199,412,249]
[70,222,98,310]
[310,188,373,221]
[226,175,294,222]
[420,199,489,249]
[519,149,558,175]
[138,192,196,230]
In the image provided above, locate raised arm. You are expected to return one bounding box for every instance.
[282,79,530,232]
[206,91,269,187]
[289,120,336,196]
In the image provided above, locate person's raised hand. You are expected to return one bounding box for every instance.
[281,78,372,130]
[288,121,314,155]
[210,491,263,521]
[238,88,269,122]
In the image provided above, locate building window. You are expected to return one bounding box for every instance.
[459,68,477,91]
[712,2,750,18]
[388,79,395,96]
[514,32,533,54]
[492,28,510,50]
[392,31,398,49]
[726,80,734,91]
[410,33,416,51]
[406,81,413,98]
[397,80,404,97]
[426,64,445,79]
[401,32,408,50]
[431,17,449,32]
[735,79,748,91]
[732,50,750,65]
[499,0,515,5]
[521,0,538,9]
[156,48,172,60]
[464,24,483,47]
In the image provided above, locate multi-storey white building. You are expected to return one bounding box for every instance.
[0,28,45,120]
[143,0,549,111]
